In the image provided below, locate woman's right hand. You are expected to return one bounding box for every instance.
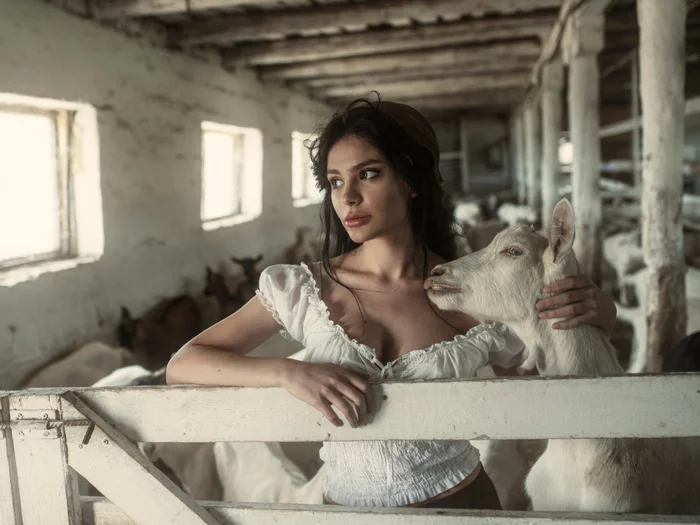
[280,360,374,428]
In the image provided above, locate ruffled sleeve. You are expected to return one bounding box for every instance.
[256,264,313,343]
[486,323,527,369]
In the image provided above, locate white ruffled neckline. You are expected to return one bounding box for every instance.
[298,262,505,370]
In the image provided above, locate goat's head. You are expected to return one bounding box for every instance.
[204,266,228,297]
[117,307,153,365]
[231,254,263,283]
[296,226,313,243]
[117,306,138,349]
[426,198,579,325]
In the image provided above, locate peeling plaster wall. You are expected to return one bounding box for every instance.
[0,0,330,388]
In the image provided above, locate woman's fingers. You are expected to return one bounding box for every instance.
[542,275,590,294]
[325,391,359,428]
[313,399,344,427]
[536,288,594,311]
[344,374,375,414]
[333,381,368,426]
[539,299,597,320]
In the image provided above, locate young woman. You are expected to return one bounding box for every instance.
[167,97,617,509]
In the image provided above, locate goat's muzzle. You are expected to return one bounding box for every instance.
[424,278,461,294]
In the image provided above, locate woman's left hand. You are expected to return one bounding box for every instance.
[535,275,617,336]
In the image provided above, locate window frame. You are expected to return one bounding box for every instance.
[0,104,77,271]
[291,131,323,207]
[200,121,263,231]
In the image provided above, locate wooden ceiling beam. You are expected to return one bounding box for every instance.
[172,0,563,46]
[326,89,526,111]
[91,0,282,18]
[256,41,541,81]
[226,14,555,66]
[298,62,533,90]
[315,72,531,100]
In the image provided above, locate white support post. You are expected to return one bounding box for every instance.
[459,116,470,193]
[631,51,642,189]
[638,0,687,372]
[563,12,605,284]
[61,392,220,525]
[524,100,542,217]
[0,396,21,525]
[540,57,564,232]
[8,393,82,525]
[513,108,527,204]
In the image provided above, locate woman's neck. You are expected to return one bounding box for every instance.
[349,234,428,282]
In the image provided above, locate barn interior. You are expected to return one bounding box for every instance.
[1,0,700,515]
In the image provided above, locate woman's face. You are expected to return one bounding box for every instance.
[327,134,413,244]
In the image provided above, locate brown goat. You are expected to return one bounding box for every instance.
[204,266,241,320]
[231,254,263,305]
[118,296,201,370]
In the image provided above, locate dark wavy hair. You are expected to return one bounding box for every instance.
[308,97,458,289]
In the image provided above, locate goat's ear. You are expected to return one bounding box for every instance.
[255,254,263,263]
[548,198,575,264]
[120,306,132,322]
[231,257,241,264]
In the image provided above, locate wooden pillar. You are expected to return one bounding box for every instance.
[524,101,541,216]
[638,0,687,372]
[459,116,470,193]
[563,13,604,283]
[631,51,642,189]
[540,58,564,231]
[513,109,527,204]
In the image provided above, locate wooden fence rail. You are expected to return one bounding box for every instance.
[1,374,699,525]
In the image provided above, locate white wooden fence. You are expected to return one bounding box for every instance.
[1,374,699,525]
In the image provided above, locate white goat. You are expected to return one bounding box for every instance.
[497,202,537,227]
[463,219,508,252]
[602,230,645,305]
[426,198,700,513]
[214,442,324,504]
[454,201,484,226]
[21,342,135,388]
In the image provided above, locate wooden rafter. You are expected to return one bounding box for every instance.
[91,0,284,18]
[315,72,532,100]
[226,13,555,66]
[297,63,533,90]
[256,41,541,81]
[171,0,563,46]
[371,89,528,112]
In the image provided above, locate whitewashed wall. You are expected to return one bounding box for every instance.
[0,0,330,388]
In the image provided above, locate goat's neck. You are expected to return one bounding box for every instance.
[213,287,234,305]
[509,319,624,376]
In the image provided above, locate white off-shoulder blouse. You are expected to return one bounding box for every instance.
[256,263,526,507]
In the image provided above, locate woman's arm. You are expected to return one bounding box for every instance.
[166,297,373,427]
[167,297,289,387]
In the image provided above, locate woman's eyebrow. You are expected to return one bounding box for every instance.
[327,159,385,175]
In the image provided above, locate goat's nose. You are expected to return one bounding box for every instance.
[430,265,447,277]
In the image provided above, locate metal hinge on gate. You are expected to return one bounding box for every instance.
[0,410,94,442]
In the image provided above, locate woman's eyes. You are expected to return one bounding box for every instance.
[360,169,380,180]
[328,169,380,189]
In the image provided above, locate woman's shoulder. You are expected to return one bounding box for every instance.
[259,263,317,291]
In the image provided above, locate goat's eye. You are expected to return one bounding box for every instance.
[503,246,523,257]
